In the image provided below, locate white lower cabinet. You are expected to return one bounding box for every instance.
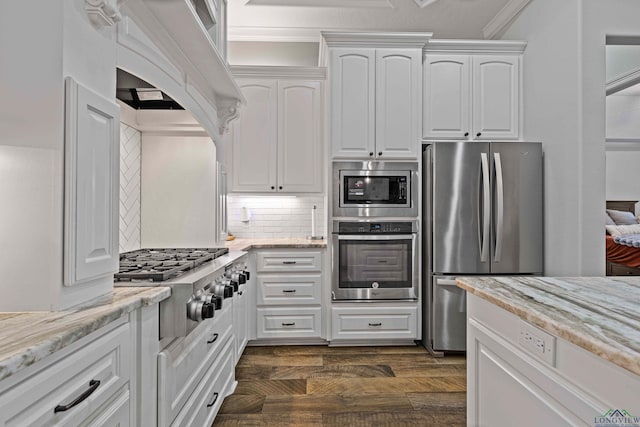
[255,249,323,341]
[0,317,132,427]
[233,282,249,364]
[158,302,235,427]
[331,305,418,341]
[169,338,235,427]
[467,294,640,427]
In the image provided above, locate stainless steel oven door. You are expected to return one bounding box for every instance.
[332,234,418,300]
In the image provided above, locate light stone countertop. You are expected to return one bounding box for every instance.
[456,276,640,376]
[225,237,327,252]
[0,286,170,382]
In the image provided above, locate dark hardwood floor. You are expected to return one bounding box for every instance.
[212,345,466,427]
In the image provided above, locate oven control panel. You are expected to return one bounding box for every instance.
[336,221,415,234]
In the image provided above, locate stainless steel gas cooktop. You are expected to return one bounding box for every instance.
[114,248,229,282]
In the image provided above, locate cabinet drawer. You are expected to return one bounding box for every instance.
[257,307,322,339]
[158,304,233,426]
[170,338,235,427]
[256,251,321,273]
[331,306,418,340]
[0,319,131,427]
[257,274,322,305]
[84,389,130,427]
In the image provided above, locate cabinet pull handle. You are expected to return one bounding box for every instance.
[54,379,100,413]
[238,291,244,295]
[279,186,283,190]
[282,289,297,293]
[464,132,469,137]
[207,333,219,344]
[207,392,219,408]
[368,322,382,327]
[378,152,382,156]
[282,322,296,326]
[369,152,374,156]
[476,132,482,137]
[282,261,297,265]
[271,186,275,190]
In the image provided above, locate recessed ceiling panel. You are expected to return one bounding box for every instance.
[246,0,393,8]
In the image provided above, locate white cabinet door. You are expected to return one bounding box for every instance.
[422,55,471,139]
[64,77,119,287]
[330,48,376,159]
[234,284,248,362]
[230,79,278,192]
[277,80,322,192]
[472,55,520,140]
[375,49,421,159]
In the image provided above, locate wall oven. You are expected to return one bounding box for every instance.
[333,161,418,217]
[332,220,418,301]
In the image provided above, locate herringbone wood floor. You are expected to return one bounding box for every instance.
[212,345,466,427]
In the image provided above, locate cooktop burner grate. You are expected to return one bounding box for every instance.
[115,248,229,282]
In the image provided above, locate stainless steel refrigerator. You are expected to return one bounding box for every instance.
[421,142,543,355]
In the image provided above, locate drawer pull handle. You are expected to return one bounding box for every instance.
[368,322,382,327]
[282,261,297,265]
[207,333,219,344]
[54,379,100,413]
[207,392,219,408]
[282,322,296,326]
[282,289,297,293]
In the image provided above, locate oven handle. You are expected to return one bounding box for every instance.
[336,234,416,241]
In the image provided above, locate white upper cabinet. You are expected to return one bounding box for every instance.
[231,79,278,192]
[375,49,422,158]
[329,48,376,158]
[422,40,525,141]
[230,68,324,193]
[323,32,430,160]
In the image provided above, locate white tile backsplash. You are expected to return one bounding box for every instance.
[119,123,141,252]
[228,195,326,238]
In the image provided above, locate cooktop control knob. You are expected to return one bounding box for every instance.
[242,270,250,280]
[187,299,215,321]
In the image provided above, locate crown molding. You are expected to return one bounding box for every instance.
[606,140,640,151]
[246,0,393,7]
[321,31,433,48]
[606,68,640,96]
[231,65,327,79]
[228,26,323,43]
[483,0,531,40]
[413,0,439,7]
[425,39,527,54]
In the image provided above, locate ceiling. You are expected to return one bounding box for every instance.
[227,0,519,42]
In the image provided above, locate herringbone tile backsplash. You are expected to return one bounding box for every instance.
[119,123,141,252]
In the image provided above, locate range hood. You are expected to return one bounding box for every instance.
[116,68,184,110]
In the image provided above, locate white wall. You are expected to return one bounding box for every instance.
[227,195,326,238]
[141,135,218,247]
[503,0,640,275]
[606,150,640,201]
[607,93,640,141]
[501,0,584,275]
[228,41,319,66]
[606,45,640,82]
[0,0,118,310]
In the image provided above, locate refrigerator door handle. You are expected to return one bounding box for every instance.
[480,153,490,262]
[494,152,504,262]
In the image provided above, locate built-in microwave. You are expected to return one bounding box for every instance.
[333,161,418,217]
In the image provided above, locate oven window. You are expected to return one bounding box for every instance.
[343,176,406,205]
[338,239,412,288]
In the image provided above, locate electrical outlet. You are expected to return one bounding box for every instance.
[518,321,556,366]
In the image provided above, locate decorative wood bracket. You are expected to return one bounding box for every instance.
[217,100,241,134]
[86,0,123,28]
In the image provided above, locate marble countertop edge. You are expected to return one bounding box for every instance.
[0,286,170,383]
[457,277,640,377]
[225,237,327,252]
